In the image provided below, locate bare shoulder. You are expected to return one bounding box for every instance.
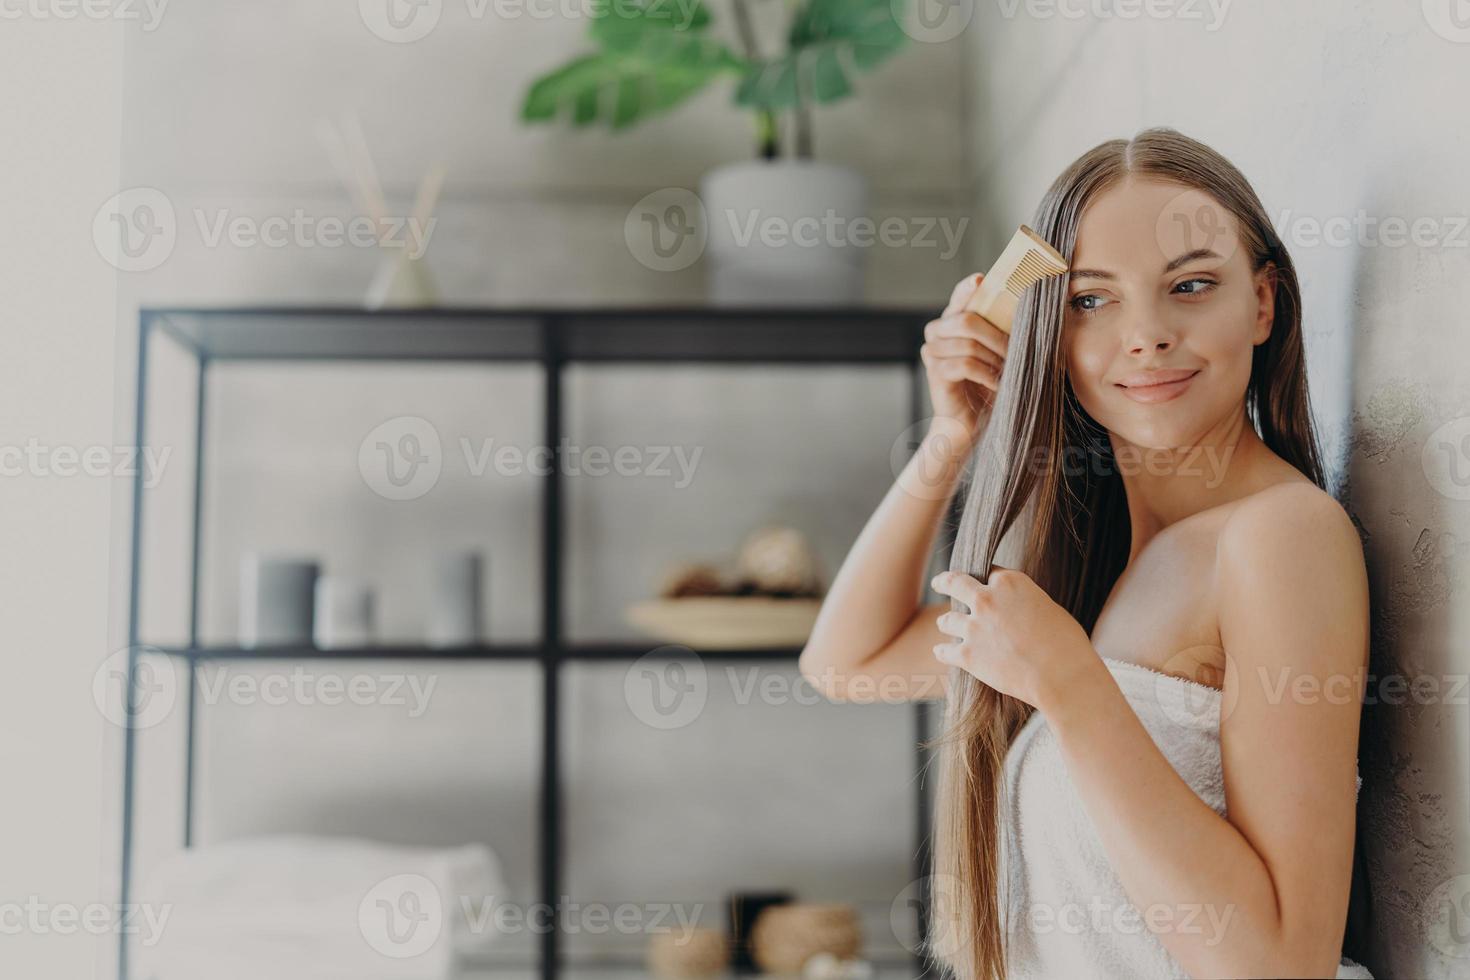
[1214,479,1369,672]
[1217,480,1363,566]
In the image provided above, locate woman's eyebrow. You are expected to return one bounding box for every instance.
[1068,247,1225,283]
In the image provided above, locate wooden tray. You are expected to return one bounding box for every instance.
[624,596,823,649]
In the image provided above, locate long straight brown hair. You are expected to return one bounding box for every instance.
[922,127,1346,979]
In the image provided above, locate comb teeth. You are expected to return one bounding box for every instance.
[1005,249,1067,295]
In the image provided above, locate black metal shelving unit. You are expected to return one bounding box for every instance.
[119,306,942,980]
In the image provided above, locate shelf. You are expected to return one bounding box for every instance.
[142,307,928,363]
[121,304,934,980]
[146,642,805,662]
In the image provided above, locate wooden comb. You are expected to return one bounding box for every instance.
[964,224,1068,334]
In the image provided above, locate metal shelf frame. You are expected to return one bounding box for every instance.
[119,306,943,980]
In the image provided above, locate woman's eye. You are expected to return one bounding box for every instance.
[1174,277,1218,296]
[1067,293,1105,316]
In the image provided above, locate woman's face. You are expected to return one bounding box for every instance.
[1062,177,1274,451]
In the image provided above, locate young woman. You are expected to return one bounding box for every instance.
[799,128,1374,979]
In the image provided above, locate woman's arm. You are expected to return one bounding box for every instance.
[798,425,974,703]
[800,274,1011,704]
[1041,484,1368,978]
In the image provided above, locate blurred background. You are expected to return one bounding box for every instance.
[4,1,1469,979]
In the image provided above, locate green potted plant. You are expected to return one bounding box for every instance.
[520,0,912,303]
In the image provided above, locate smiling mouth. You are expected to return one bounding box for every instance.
[1116,369,1201,404]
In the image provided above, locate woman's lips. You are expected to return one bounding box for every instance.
[1116,369,1201,404]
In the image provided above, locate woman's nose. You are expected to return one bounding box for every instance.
[1125,320,1176,355]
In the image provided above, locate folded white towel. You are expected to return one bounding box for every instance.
[999,657,1372,980]
[132,834,506,980]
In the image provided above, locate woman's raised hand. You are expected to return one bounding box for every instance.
[920,273,1010,451]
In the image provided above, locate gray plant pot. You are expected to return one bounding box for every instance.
[700,160,868,306]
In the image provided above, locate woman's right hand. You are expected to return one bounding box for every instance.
[920,273,1010,452]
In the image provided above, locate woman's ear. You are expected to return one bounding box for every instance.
[1252,261,1277,345]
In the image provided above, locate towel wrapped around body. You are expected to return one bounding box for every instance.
[998,656,1372,980]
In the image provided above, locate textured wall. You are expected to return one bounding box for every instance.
[964,1,1470,975]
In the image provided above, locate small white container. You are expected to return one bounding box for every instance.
[427,550,483,647]
[313,577,376,649]
[239,555,319,648]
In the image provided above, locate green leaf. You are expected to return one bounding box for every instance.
[520,39,743,129]
[737,0,907,111]
[809,45,852,102]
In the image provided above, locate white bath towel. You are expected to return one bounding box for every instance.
[132,834,507,980]
[998,657,1373,980]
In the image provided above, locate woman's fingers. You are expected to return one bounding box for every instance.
[932,570,985,610]
[924,310,1010,359]
[920,336,1002,372]
[929,356,999,390]
[941,273,984,317]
